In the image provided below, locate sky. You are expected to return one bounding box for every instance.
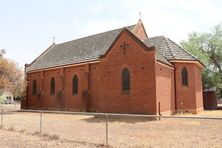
[0,0,222,68]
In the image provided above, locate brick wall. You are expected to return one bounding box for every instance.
[25,28,203,115]
[26,29,157,114]
[27,65,89,111]
[98,30,157,114]
[88,63,100,112]
[173,63,203,113]
[156,62,175,114]
[27,72,41,109]
[194,64,203,110]
[62,65,88,111]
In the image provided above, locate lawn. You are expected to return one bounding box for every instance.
[0,109,221,148]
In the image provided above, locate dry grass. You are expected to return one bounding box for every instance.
[0,103,20,110]
[0,129,102,148]
[7,126,15,131]
[197,109,222,117]
[42,133,60,141]
[0,109,221,148]
[19,128,25,133]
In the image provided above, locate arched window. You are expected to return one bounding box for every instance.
[32,80,37,95]
[50,77,55,95]
[181,67,188,86]
[72,75,78,95]
[122,68,130,92]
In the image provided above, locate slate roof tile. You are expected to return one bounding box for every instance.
[26,26,199,72]
[27,25,135,71]
[143,36,197,61]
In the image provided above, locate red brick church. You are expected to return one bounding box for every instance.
[22,20,204,114]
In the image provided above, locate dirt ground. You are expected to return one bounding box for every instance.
[0,129,102,148]
[0,107,222,148]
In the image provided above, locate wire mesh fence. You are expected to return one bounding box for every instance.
[0,108,222,147]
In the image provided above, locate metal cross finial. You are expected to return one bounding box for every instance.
[52,36,56,44]
[139,11,142,20]
[0,49,5,58]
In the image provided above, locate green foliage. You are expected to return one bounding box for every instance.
[181,23,222,97]
[202,69,222,89]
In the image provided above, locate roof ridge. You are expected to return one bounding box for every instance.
[165,37,199,61]
[147,35,164,39]
[157,50,168,61]
[162,37,175,59]
[56,24,136,46]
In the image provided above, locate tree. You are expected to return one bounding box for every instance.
[0,55,24,97]
[181,23,222,97]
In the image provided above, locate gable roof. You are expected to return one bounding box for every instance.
[26,25,201,72]
[26,25,135,72]
[143,36,197,61]
[26,25,172,72]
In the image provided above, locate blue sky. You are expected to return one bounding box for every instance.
[0,0,222,68]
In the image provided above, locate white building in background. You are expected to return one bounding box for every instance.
[0,91,14,104]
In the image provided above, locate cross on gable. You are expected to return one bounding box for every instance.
[120,42,129,54]
[120,42,129,49]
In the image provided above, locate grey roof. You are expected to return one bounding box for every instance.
[143,36,196,61]
[156,52,172,65]
[27,25,135,71]
[27,26,199,72]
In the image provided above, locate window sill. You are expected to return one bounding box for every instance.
[182,85,189,88]
[122,90,130,95]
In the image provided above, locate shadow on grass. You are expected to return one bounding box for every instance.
[82,115,158,124]
[62,138,110,148]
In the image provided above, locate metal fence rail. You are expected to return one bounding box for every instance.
[16,109,222,120]
[0,108,222,147]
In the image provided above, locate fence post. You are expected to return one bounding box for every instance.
[1,109,3,127]
[40,111,42,138]
[105,114,108,146]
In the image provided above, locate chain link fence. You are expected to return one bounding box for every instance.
[0,107,222,147]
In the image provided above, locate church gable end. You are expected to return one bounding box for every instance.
[98,28,157,114]
[131,19,148,41]
[100,28,154,59]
